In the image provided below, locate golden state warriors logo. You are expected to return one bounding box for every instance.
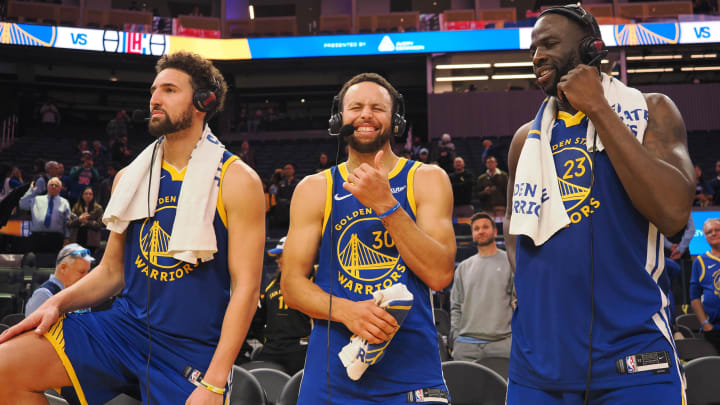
[552,137,601,224]
[335,210,407,296]
[615,23,679,46]
[0,23,56,46]
[135,196,199,282]
[713,269,720,297]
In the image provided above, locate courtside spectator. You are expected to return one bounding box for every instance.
[25,243,93,316]
[690,218,720,352]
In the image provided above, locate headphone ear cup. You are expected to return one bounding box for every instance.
[193,89,217,113]
[328,112,343,136]
[580,37,605,65]
[392,113,406,136]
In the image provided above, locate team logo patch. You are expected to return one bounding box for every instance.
[334,212,408,296]
[551,137,601,224]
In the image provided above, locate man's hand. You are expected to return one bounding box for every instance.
[557,64,605,114]
[340,299,398,344]
[0,302,61,344]
[185,386,224,405]
[343,151,397,215]
[703,321,714,332]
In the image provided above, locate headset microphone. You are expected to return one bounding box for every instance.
[338,124,355,138]
[132,109,150,124]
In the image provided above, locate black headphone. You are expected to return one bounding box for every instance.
[192,77,220,114]
[328,92,407,137]
[538,5,607,67]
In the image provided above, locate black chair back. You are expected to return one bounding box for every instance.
[685,356,720,405]
[277,369,303,405]
[230,365,268,405]
[441,360,507,405]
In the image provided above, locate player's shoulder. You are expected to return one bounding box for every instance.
[414,162,450,184]
[225,157,262,185]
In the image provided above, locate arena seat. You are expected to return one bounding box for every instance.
[441,361,507,405]
[241,360,287,373]
[475,356,510,381]
[676,324,696,338]
[45,392,69,405]
[675,338,719,361]
[250,368,291,405]
[0,312,24,327]
[230,365,268,405]
[276,369,303,405]
[0,323,8,333]
[677,313,701,331]
[685,356,720,405]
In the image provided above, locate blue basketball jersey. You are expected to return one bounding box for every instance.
[299,159,447,404]
[511,112,681,390]
[115,151,238,344]
[690,252,720,326]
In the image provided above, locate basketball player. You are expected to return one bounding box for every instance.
[504,6,694,404]
[281,73,456,404]
[0,52,265,405]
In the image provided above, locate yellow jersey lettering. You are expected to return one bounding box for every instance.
[183,263,194,274]
[141,266,149,275]
[135,254,144,268]
[390,271,401,282]
[365,285,374,295]
[168,271,175,281]
[160,272,168,282]
[175,269,184,279]
[354,282,363,294]
[149,269,159,280]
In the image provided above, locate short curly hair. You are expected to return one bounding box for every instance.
[155,51,227,120]
[337,72,401,114]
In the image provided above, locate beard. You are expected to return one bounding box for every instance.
[344,127,392,154]
[543,53,582,98]
[475,236,495,247]
[148,105,194,138]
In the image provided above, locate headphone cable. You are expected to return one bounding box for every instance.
[145,139,160,405]
[583,130,598,405]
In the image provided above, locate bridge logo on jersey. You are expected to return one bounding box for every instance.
[135,203,199,282]
[713,269,720,297]
[335,215,407,296]
[552,141,601,224]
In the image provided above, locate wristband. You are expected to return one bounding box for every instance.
[701,319,710,328]
[198,378,226,395]
[378,202,401,219]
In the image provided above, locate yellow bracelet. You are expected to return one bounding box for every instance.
[198,378,226,395]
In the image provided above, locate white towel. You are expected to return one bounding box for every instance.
[338,284,414,381]
[103,126,226,263]
[509,73,647,246]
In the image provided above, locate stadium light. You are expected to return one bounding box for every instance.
[436,63,492,69]
[435,76,489,81]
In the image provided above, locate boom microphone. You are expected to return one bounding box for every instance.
[132,109,150,123]
[339,124,355,138]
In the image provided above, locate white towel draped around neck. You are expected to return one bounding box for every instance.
[102,126,226,263]
[509,73,648,246]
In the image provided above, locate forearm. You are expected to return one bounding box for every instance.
[691,299,710,323]
[202,286,258,387]
[587,104,693,234]
[381,207,454,291]
[283,273,354,322]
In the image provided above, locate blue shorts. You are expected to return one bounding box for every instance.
[507,378,686,405]
[44,307,230,405]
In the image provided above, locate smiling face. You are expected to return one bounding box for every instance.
[530,14,585,98]
[341,81,394,154]
[705,219,720,250]
[472,217,497,247]
[148,68,197,138]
